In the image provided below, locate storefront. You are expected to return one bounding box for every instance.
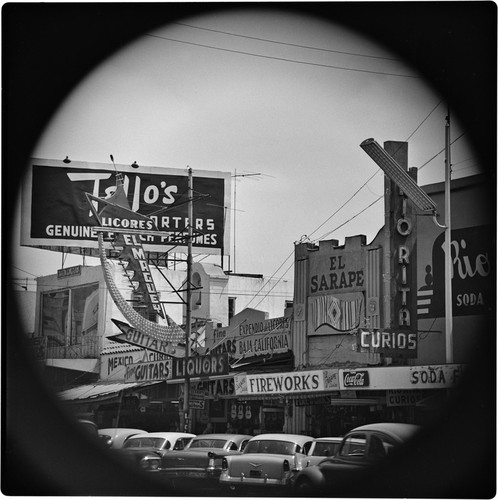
[229,364,466,437]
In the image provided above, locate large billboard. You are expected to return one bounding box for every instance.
[21,158,231,256]
[417,225,493,318]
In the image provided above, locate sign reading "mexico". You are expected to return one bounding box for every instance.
[234,369,339,396]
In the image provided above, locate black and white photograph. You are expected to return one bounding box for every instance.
[3,3,496,497]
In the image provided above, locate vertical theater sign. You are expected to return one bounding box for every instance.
[357,141,418,359]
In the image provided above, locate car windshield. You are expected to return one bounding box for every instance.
[188,439,227,449]
[244,440,297,455]
[123,437,166,449]
[312,441,340,457]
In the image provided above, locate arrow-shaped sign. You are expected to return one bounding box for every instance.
[110,318,185,358]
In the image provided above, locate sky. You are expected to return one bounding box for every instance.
[11,7,483,292]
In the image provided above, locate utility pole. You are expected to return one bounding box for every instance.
[181,167,193,432]
[444,111,453,363]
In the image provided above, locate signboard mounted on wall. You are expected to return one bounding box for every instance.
[307,236,367,336]
[356,328,418,359]
[417,225,493,318]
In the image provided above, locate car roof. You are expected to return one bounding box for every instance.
[348,423,420,441]
[192,433,251,440]
[313,437,343,442]
[128,432,196,440]
[98,428,145,435]
[249,433,313,443]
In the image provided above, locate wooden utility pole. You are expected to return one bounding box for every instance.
[444,112,453,363]
[181,167,193,432]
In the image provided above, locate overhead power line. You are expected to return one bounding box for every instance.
[172,21,401,61]
[12,265,39,278]
[243,100,449,297]
[145,33,418,79]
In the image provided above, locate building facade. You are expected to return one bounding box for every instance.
[33,260,293,432]
[29,149,492,437]
[228,148,492,436]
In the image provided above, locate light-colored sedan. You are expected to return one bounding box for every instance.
[98,428,146,449]
[219,433,314,492]
[159,433,252,491]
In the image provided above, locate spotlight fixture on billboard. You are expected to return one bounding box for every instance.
[360,139,442,223]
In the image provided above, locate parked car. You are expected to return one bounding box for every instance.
[77,419,111,447]
[98,428,146,449]
[77,418,99,436]
[302,437,343,467]
[291,422,421,495]
[158,433,252,491]
[219,433,314,492]
[116,432,195,472]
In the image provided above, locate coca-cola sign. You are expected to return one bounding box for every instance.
[342,370,370,388]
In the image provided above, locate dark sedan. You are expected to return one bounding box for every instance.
[292,422,421,496]
[116,432,195,472]
[158,433,252,492]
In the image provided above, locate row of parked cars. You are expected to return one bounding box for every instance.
[93,422,420,495]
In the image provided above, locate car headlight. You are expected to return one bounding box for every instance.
[140,455,161,471]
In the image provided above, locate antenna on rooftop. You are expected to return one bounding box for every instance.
[110,154,124,186]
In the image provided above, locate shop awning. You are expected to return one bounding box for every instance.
[58,381,162,403]
[45,358,99,373]
[228,394,384,405]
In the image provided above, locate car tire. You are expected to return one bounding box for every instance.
[295,477,313,495]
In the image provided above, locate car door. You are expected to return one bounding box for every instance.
[319,432,368,485]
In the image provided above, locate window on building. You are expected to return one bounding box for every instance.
[192,272,202,308]
[41,282,99,346]
[228,297,236,322]
[41,289,69,346]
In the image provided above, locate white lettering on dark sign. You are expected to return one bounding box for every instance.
[172,353,229,380]
[358,329,417,356]
[342,370,369,388]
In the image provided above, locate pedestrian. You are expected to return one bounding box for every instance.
[202,422,213,434]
